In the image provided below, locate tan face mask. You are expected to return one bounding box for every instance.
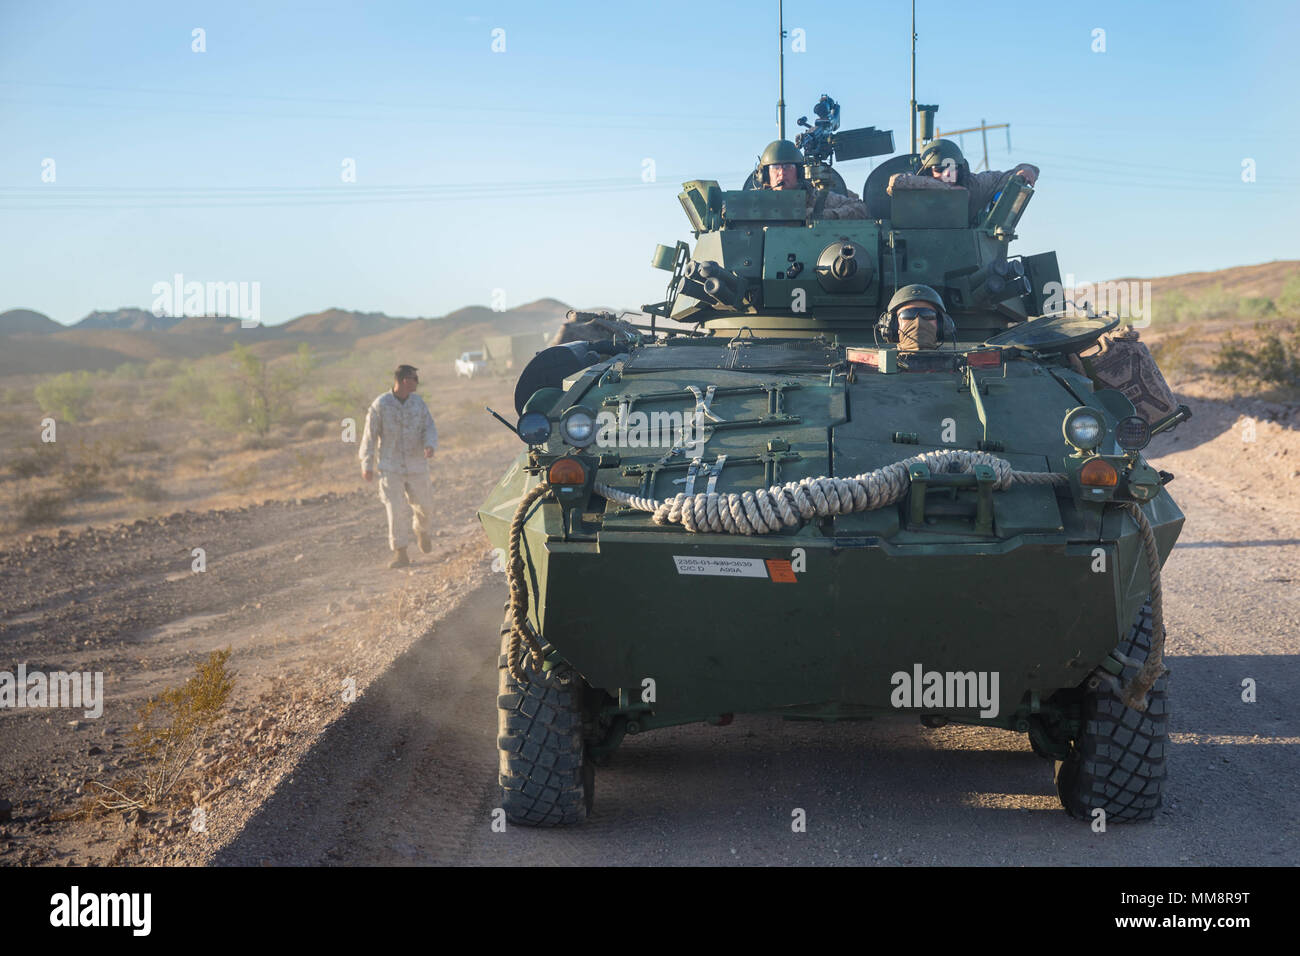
[898,316,939,351]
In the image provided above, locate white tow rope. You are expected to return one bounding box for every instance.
[596,448,1067,535]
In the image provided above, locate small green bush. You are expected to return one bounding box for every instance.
[34,372,95,423]
[1214,320,1300,394]
[1277,273,1300,317]
[1239,297,1276,319]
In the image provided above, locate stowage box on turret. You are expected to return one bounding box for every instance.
[478,95,1187,828]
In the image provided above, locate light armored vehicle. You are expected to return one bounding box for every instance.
[478,98,1187,828]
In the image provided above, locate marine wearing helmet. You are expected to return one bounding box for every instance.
[879,283,950,351]
[754,139,869,221]
[887,138,1039,224]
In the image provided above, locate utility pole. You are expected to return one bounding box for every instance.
[933,120,1011,171]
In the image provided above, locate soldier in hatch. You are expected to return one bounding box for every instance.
[887,139,1039,225]
[880,284,950,351]
[755,139,868,220]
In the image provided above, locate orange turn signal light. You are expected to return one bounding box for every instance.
[547,457,587,486]
[1079,458,1118,487]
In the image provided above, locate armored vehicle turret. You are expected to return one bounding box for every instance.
[478,100,1187,828]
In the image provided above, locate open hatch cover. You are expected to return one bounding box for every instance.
[984,313,1120,354]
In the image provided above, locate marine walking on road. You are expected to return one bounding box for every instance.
[359,364,439,569]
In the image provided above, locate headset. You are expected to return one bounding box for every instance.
[875,303,956,347]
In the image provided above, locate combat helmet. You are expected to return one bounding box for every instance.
[754,139,806,188]
[879,283,951,344]
[886,283,947,316]
[917,138,969,184]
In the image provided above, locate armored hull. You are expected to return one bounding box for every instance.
[480,335,1183,730]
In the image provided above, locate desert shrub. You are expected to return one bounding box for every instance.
[14,490,67,527]
[93,649,234,811]
[1277,273,1300,317]
[222,463,258,492]
[145,358,181,379]
[9,441,64,479]
[1214,320,1300,394]
[316,383,367,418]
[161,365,214,416]
[120,434,163,454]
[1239,297,1276,319]
[58,441,119,498]
[207,343,318,437]
[61,461,104,497]
[1154,290,1190,324]
[298,419,329,439]
[34,371,95,423]
[292,447,325,481]
[124,476,167,502]
[1148,326,1198,380]
[1191,284,1237,321]
[111,361,147,381]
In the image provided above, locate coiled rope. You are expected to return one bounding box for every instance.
[506,483,549,683]
[596,448,1067,535]
[1118,501,1167,712]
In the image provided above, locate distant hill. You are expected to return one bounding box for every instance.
[0,299,573,378]
[0,308,60,334]
[1105,259,1300,301]
[353,299,570,358]
[74,308,182,332]
[49,328,208,362]
[280,308,410,336]
[165,315,249,335]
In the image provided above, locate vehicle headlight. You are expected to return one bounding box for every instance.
[559,406,596,448]
[516,411,552,445]
[1114,415,1152,452]
[1063,407,1105,453]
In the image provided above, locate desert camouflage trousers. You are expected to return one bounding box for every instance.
[377,472,435,551]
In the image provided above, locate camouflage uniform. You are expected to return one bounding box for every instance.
[806,187,869,220]
[359,390,439,551]
[887,164,1039,224]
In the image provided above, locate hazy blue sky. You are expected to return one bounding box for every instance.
[2,0,1297,325]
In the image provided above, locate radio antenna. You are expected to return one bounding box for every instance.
[909,0,918,155]
[777,0,787,139]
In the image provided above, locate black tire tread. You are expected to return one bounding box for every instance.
[1055,603,1169,823]
[496,621,588,826]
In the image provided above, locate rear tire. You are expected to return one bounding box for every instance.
[496,619,591,826]
[1055,602,1169,823]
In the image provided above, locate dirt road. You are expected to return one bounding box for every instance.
[3,381,1298,866]
[221,386,1300,867]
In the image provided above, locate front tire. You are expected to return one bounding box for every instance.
[1055,602,1169,823]
[496,619,591,826]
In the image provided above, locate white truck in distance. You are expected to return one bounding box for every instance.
[455,350,488,379]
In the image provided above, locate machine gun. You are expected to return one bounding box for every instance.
[794,94,841,164]
[795,94,894,167]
